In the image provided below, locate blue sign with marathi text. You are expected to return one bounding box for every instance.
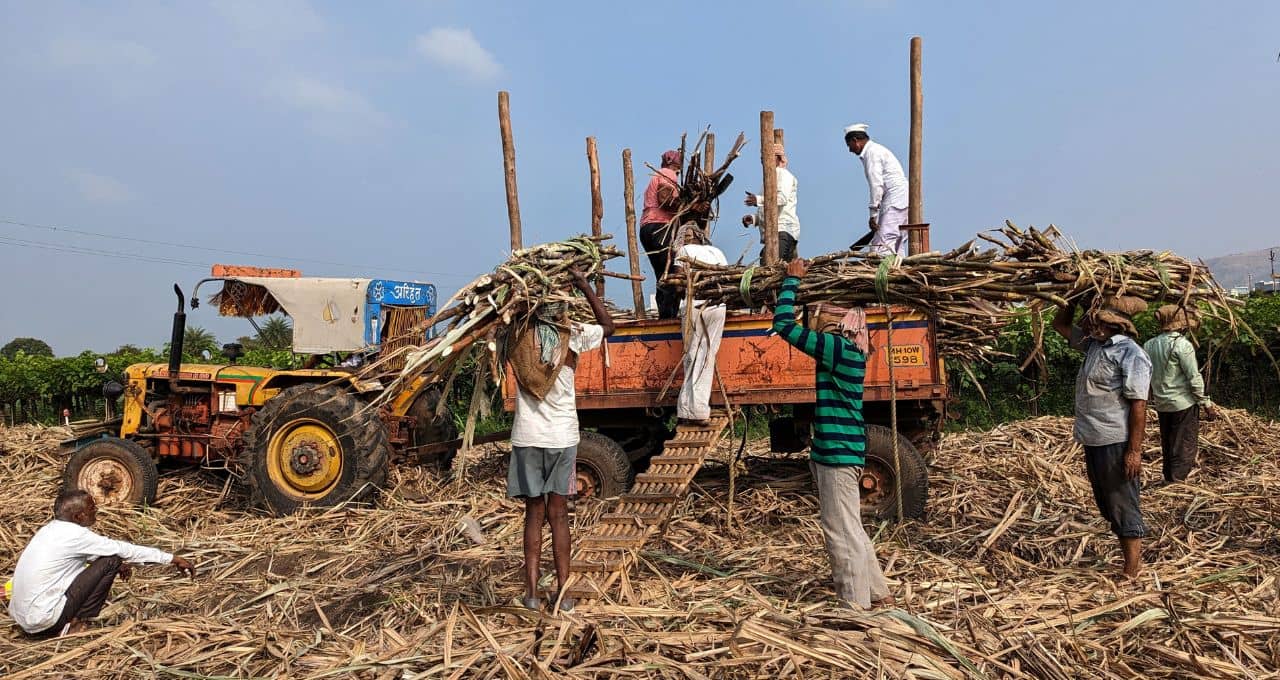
[364,279,437,348]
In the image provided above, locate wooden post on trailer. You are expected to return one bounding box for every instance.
[907,36,926,255]
[704,132,715,174]
[759,111,779,265]
[587,136,605,298]
[622,149,646,319]
[498,91,522,252]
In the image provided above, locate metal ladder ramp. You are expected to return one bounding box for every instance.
[566,411,731,602]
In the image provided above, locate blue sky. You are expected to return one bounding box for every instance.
[2,1,1277,354]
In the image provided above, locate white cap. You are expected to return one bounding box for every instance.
[843,123,869,135]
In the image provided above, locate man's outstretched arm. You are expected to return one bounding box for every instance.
[572,268,615,337]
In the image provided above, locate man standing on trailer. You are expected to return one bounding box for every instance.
[507,269,615,613]
[772,258,894,609]
[638,150,684,319]
[1144,305,1216,483]
[1053,296,1152,579]
[742,143,800,262]
[672,224,728,426]
[844,123,909,258]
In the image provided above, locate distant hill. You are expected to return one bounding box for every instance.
[1202,247,1279,290]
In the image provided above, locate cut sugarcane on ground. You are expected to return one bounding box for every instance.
[2,410,1277,678]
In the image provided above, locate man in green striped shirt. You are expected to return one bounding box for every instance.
[774,258,893,608]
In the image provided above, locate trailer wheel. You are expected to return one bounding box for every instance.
[859,425,929,521]
[63,437,158,508]
[575,431,632,499]
[244,385,390,515]
[406,387,459,472]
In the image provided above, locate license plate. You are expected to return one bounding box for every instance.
[889,345,925,367]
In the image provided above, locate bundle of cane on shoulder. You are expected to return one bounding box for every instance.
[356,235,625,441]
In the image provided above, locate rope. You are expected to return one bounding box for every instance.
[739,266,757,308]
[874,255,897,304]
[884,304,905,523]
[873,254,905,522]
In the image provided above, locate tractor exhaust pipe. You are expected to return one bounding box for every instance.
[168,284,186,382]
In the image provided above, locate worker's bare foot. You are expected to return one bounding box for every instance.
[678,418,711,428]
[65,619,90,635]
[520,596,541,611]
[872,594,897,608]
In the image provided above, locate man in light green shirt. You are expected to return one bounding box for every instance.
[1143,305,1217,482]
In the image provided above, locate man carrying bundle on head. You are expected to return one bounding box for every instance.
[8,489,195,637]
[1053,295,1153,579]
[1144,305,1217,484]
[639,149,684,319]
[741,143,800,262]
[772,258,894,609]
[506,269,615,613]
[672,224,728,426]
[844,123,909,258]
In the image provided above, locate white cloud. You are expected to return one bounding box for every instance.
[415,27,502,81]
[211,0,325,42]
[48,36,157,70]
[269,76,389,139]
[68,170,135,204]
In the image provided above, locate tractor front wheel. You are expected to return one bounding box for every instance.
[63,437,158,508]
[243,385,391,515]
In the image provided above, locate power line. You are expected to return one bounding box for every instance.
[0,217,472,280]
[0,235,211,268]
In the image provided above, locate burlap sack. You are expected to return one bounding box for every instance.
[507,325,570,401]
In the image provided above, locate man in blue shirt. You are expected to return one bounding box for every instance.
[1053,296,1153,579]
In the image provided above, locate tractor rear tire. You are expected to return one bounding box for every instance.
[63,437,158,508]
[574,431,632,499]
[243,385,391,515]
[859,425,929,521]
[406,386,459,472]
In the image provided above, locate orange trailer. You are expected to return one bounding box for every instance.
[503,300,941,519]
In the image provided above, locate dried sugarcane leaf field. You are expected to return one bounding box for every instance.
[2,412,1278,678]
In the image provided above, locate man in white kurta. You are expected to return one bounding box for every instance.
[673,225,728,424]
[9,489,194,636]
[742,143,801,262]
[844,123,910,258]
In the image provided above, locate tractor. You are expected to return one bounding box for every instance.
[61,266,459,515]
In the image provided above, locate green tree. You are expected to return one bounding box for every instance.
[181,326,219,361]
[2,337,54,359]
[254,315,293,350]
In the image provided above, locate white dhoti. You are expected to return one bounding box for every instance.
[810,461,891,608]
[870,206,909,259]
[677,304,726,420]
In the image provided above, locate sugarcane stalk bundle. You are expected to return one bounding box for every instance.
[647,131,748,242]
[358,235,623,431]
[668,221,1247,364]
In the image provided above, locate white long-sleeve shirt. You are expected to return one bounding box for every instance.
[9,520,172,633]
[857,140,908,213]
[751,166,800,240]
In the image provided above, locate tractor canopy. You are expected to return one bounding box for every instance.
[192,273,437,355]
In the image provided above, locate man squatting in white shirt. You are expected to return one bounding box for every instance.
[9,489,195,636]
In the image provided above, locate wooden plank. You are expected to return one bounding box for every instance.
[587,136,605,298]
[498,91,522,252]
[622,148,646,319]
[909,36,924,227]
[759,111,779,264]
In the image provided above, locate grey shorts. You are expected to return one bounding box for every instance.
[507,445,577,498]
[1083,442,1148,538]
